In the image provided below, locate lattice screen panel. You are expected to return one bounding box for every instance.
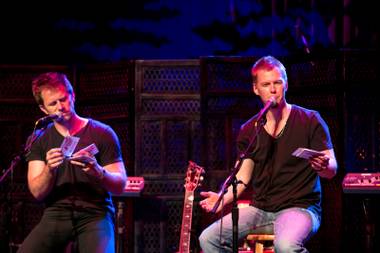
[201,57,262,173]
[134,60,201,252]
[344,50,379,172]
[205,118,227,171]
[345,89,379,172]
[0,66,71,100]
[287,57,338,88]
[76,63,132,99]
[78,102,129,120]
[205,61,253,91]
[0,104,41,122]
[141,66,199,93]
[135,197,202,253]
[135,60,201,177]
[143,180,184,196]
[141,99,199,115]
[343,50,379,83]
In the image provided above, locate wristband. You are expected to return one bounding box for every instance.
[98,168,106,180]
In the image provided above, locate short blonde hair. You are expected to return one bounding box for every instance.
[251,56,287,85]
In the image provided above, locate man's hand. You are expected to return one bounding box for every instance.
[69,151,104,180]
[309,154,330,172]
[46,148,64,171]
[199,191,221,213]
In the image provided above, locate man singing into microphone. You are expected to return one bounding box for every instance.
[199,56,337,252]
[17,72,127,253]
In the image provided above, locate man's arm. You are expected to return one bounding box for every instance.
[199,158,254,213]
[98,161,127,194]
[220,158,254,205]
[28,161,56,201]
[28,148,62,201]
[310,148,337,179]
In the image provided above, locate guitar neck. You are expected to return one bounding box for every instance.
[178,190,194,253]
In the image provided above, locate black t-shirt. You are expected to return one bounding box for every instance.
[237,105,333,216]
[26,119,123,215]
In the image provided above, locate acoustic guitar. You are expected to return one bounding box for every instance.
[177,161,204,253]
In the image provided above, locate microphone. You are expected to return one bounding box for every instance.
[256,97,277,124]
[35,113,62,128]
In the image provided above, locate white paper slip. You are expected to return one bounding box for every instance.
[77,143,99,156]
[67,155,94,164]
[292,148,324,159]
[60,136,80,157]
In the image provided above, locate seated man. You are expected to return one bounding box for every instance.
[18,72,127,253]
[199,56,338,253]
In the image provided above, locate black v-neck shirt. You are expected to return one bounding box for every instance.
[26,119,123,214]
[237,105,333,216]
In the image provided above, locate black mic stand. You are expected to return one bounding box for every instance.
[0,124,44,185]
[0,122,45,252]
[211,116,267,253]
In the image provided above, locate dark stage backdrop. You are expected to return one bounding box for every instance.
[1,50,379,252]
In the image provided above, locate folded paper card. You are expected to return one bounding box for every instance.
[292,148,324,159]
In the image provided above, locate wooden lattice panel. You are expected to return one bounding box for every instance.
[287,57,338,88]
[77,101,129,120]
[76,63,132,99]
[0,66,70,100]
[135,60,201,178]
[135,197,202,253]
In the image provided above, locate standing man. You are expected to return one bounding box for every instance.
[199,56,337,252]
[18,72,127,253]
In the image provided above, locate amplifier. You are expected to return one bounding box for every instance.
[113,176,145,197]
[342,173,380,194]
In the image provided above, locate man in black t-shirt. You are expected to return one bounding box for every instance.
[17,72,127,253]
[199,56,338,253]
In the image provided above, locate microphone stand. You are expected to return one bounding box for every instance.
[210,117,267,253]
[0,126,44,185]
[0,123,45,252]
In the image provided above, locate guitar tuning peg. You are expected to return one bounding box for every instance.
[200,176,204,182]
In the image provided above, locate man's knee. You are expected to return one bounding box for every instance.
[199,229,209,248]
[274,239,307,253]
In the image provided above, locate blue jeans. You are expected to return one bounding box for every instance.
[199,206,320,253]
[17,205,115,253]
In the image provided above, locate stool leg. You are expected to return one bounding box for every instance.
[255,241,264,253]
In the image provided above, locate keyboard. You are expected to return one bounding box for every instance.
[342,173,380,194]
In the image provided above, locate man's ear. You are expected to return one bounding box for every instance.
[252,83,259,95]
[39,104,49,115]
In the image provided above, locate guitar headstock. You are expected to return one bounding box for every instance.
[185,161,204,192]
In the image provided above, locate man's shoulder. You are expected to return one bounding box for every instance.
[291,104,320,118]
[87,118,112,131]
[86,119,118,140]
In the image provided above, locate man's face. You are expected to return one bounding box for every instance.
[39,85,75,122]
[253,67,287,105]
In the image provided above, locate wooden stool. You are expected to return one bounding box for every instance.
[245,234,274,253]
[237,200,274,253]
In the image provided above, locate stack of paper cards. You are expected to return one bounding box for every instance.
[292,148,324,159]
[77,143,99,156]
[66,143,99,163]
[60,136,80,157]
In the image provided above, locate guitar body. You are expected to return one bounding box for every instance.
[177,161,204,253]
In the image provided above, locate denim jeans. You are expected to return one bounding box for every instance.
[17,205,115,253]
[199,206,320,253]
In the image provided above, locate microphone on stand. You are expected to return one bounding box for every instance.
[34,113,62,129]
[256,97,277,125]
